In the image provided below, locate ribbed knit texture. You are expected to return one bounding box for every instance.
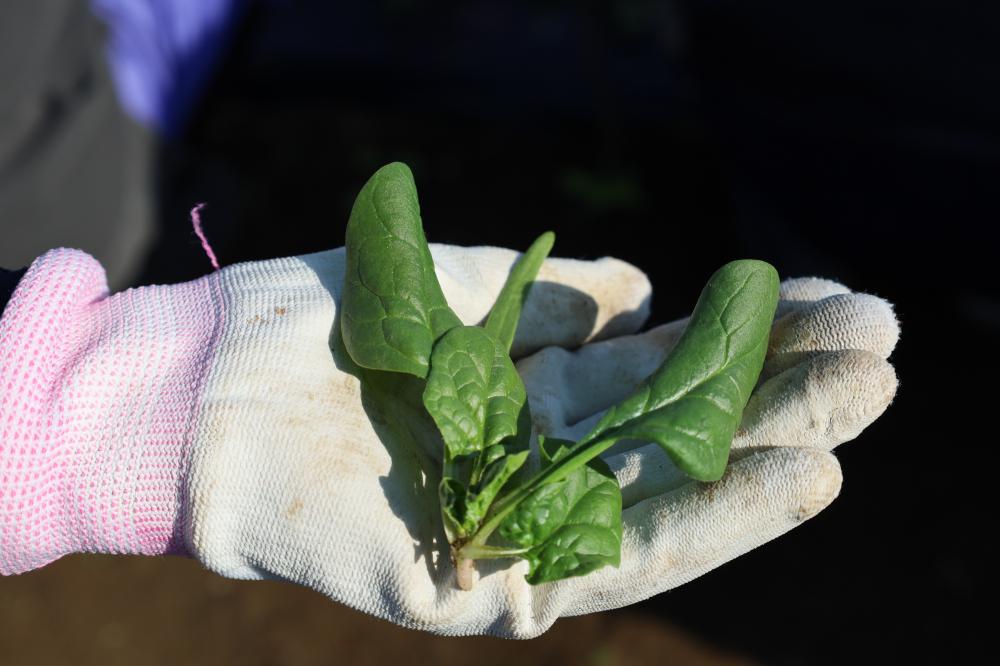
[0,248,223,574]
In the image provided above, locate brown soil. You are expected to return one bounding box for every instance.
[0,554,756,666]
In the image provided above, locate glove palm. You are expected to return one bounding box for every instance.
[187,247,898,638]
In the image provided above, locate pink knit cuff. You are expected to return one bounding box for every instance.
[0,249,223,574]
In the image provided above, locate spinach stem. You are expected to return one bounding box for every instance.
[465,434,616,548]
[458,544,530,560]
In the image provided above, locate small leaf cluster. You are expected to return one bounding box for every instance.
[340,163,779,587]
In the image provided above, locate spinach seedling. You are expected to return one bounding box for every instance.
[341,162,779,589]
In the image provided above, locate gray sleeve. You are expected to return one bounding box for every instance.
[0,267,28,316]
[0,1,155,292]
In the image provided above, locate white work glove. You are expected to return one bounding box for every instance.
[187,245,898,638]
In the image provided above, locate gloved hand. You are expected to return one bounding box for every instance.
[0,244,648,587]
[0,244,898,639]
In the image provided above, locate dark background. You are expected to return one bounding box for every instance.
[2,1,995,663]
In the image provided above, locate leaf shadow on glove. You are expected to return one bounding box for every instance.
[483,277,648,359]
[296,252,450,583]
[329,317,450,582]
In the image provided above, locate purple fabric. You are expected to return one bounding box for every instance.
[90,0,248,137]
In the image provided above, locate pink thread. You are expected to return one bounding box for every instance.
[190,203,221,271]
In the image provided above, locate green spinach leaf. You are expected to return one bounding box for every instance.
[498,437,622,584]
[484,231,555,353]
[581,259,779,481]
[342,162,462,378]
[422,326,530,463]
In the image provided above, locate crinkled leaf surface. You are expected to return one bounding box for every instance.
[498,437,622,585]
[424,326,531,539]
[584,259,779,481]
[342,162,461,378]
[423,326,530,460]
